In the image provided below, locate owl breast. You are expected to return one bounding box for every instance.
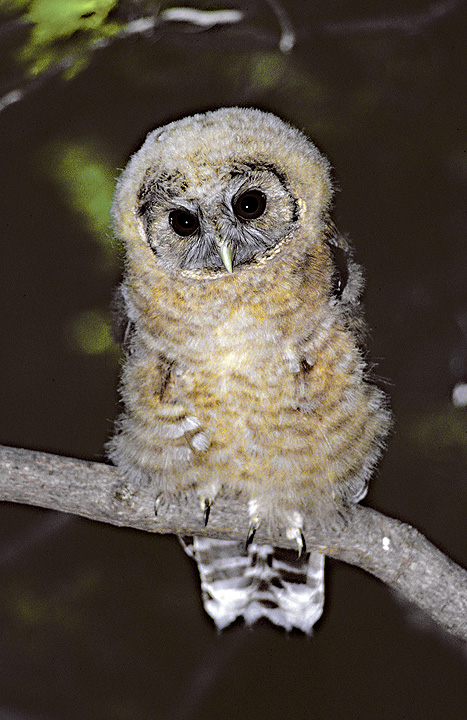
[116,250,385,524]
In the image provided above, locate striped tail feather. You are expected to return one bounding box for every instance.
[180,536,324,633]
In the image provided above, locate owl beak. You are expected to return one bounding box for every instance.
[218,242,233,273]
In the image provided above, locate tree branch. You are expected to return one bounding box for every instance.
[1,444,466,642]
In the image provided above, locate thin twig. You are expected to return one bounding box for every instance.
[0,5,245,116]
[264,0,295,52]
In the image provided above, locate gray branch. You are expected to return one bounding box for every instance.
[1,444,466,642]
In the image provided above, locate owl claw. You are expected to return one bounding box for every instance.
[154,494,163,516]
[286,513,306,557]
[245,519,261,550]
[297,530,307,558]
[202,498,212,526]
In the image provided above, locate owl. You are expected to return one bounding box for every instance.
[108,107,391,632]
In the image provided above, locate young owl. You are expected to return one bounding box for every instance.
[109,108,391,632]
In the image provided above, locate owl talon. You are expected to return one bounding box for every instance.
[297,530,307,558]
[285,514,307,557]
[202,497,213,526]
[245,519,261,550]
[154,494,164,517]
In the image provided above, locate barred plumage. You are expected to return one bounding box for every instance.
[180,538,324,633]
[109,108,390,632]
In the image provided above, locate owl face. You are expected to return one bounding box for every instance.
[137,162,299,274]
[113,108,333,278]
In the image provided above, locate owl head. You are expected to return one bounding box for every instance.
[112,108,333,278]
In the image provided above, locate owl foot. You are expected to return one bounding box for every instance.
[154,493,164,516]
[286,512,307,557]
[245,518,261,550]
[287,528,306,557]
[246,499,262,549]
[202,497,213,526]
[297,530,307,557]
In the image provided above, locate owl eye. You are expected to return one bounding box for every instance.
[233,190,267,221]
[169,209,199,236]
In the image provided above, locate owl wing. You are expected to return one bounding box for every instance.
[324,222,366,341]
[108,282,210,494]
[110,284,135,355]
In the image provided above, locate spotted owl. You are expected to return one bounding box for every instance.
[108,107,390,632]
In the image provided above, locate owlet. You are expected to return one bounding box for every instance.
[109,108,390,632]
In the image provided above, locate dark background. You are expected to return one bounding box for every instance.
[1,1,466,718]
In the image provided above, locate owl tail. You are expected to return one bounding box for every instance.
[180,536,324,633]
